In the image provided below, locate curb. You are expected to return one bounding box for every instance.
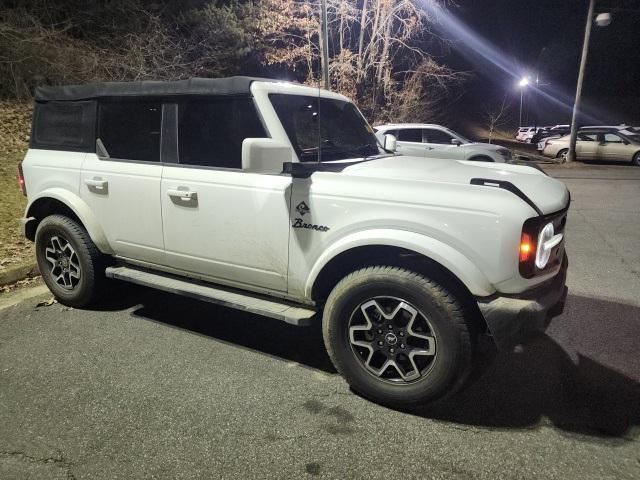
[0,283,49,310]
[0,262,40,286]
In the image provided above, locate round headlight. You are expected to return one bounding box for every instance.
[535,222,554,269]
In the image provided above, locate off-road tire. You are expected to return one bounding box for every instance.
[322,266,474,408]
[35,214,107,308]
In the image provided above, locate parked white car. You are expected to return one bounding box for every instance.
[19,77,569,407]
[516,126,542,143]
[375,124,512,162]
[535,125,571,151]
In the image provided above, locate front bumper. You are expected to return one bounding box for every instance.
[477,255,568,351]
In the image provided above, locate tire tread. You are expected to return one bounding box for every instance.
[35,214,107,308]
[322,265,473,407]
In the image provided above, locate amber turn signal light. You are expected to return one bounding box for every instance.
[519,233,534,263]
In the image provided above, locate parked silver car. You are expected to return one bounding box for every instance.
[375,124,512,162]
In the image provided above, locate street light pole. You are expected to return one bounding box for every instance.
[518,77,529,127]
[319,0,330,90]
[567,0,596,163]
[519,88,524,127]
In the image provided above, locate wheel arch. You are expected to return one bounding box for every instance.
[24,188,113,254]
[307,229,495,302]
[468,154,494,163]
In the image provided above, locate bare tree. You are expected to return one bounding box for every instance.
[484,93,512,144]
[253,0,467,123]
[0,0,468,117]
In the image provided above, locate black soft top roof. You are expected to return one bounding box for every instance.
[34,76,280,102]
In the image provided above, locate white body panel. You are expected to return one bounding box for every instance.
[22,149,85,201]
[80,153,165,264]
[160,165,291,292]
[395,139,428,158]
[285,156,567,298]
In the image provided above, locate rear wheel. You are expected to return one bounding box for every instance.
[556,149,569,162]
[632,151,640,166]
[35,215,107,308]
[322,266,474,407]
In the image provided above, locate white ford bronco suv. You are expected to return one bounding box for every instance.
[19,77,569,407]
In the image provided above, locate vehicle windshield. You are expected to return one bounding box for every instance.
[622,133,640,143]
[269,94,382,162]
[445,128,470,143]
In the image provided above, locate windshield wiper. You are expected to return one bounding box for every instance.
[300,143,379,162]
[328,143,379,160]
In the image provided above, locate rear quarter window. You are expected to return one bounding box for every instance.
[31,100,96,151]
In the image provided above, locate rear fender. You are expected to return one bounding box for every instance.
[25,188,113,254]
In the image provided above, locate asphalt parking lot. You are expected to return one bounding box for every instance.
[1,163,639,479]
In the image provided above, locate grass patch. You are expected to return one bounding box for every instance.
[0,150,33,272]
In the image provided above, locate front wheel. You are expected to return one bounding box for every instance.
[35,215,107,308]
[632,151,640,166]
[322,266,474,408]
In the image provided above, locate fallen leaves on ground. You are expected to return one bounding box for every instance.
[36,297,57,308]
[0,275,41,294]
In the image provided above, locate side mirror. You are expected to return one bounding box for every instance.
[451,139,462,146]
[242,138,293,174]
[383,134,397,152]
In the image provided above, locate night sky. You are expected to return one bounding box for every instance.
[446,0,640,125]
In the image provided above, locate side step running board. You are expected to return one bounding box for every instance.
[105,266,317,326]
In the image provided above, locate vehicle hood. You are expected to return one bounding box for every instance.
[462,142,506,152]
[343,155,569,215]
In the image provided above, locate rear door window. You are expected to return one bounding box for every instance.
[603,133,624,143]
[397,129,423,143]
[578,132,599,141]
[424,128,454,144]
[98,101,162,162]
